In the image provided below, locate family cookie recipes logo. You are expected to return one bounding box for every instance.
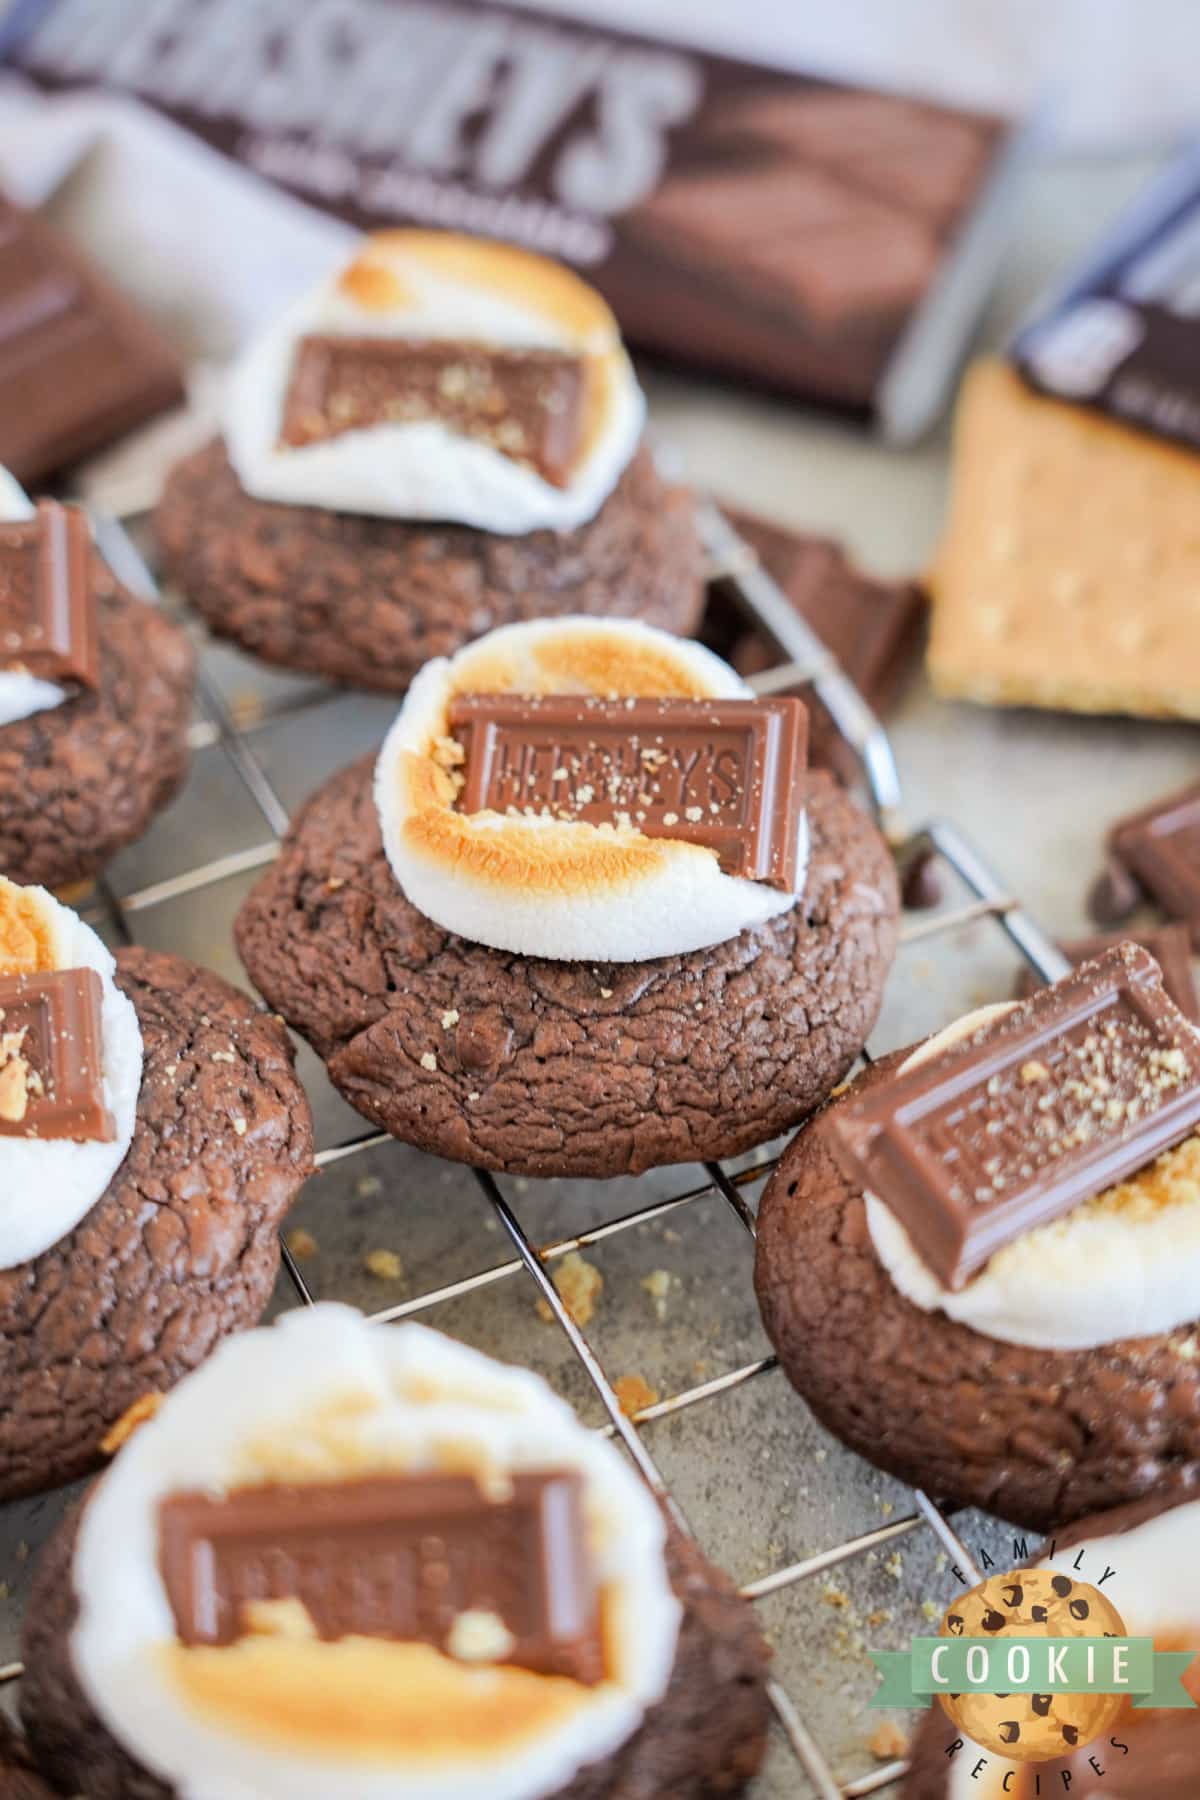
[870,1563,1196,1775]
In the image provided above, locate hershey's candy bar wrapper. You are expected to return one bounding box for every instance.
[1,0,1021,433]
[1015,142,1200,451]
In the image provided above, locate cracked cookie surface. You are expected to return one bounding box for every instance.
[0,557,194,889]
[754,1056,1200,1531]
[234,763,899,1179]
[0,947,314,1502]
[156,439,705,691]
[21,1504,770,1800]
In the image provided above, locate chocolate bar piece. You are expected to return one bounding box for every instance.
[448,693,808,890]
[279,336,586,487]
[1091,783,1200,949]
[0,966,114,1143]
[721,511,925,711]
[831,944,1200,1290]
[0,501,98,690]
[158,1470,604,1683]
[0,196,184,485]
[1015,927,1199,1025]
[631,163,940,328]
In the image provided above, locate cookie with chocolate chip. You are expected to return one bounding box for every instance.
[234,757,899,1179]
[0,542,194,891]
[157,438,704,693]
[0,948,314,1500]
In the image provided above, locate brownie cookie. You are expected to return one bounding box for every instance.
[156,232,704,691]
[235,620,898,1178]
[20,1307,771,1799]
[903,1490,1200,1797]
[755,949,1200,1531]
[0,879,314,1502]
[0,486,194,890]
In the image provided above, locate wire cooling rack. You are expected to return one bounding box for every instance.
[0,501,1077,1798]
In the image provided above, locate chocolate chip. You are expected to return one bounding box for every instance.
[1031,1605,1049,1622]
[1032,1694,1052,1716]
[1002,1583,1023,1608]
[1062,1725,1080,1746]
[999,1722,1021,1744]
[981,1609,1007,1633]
[1069,1598,1090,1621]
[901,849,943,911]
[1051,1576,1073,1598]
[946,1614,965,1635]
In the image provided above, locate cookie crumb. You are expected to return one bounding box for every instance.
[885,1552,904,1579]
[921,1598,940,1621]
[365,1248,404,1281]
[599,987,613,998]
[868,1721,908,1761]
[286,1228,319,1260]
[1020,1058,1049,1084]
[99,1392,164,1455]
[821,1583,849,1609]
[536,1250,603,1328]
[356,1173,382,1198]
[614,1374,659,1416]
[419,1051,438,1071]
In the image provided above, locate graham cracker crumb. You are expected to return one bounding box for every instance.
[536,1250,603,1328]
[364,1248,404,1281]
[869,1721,909,1761]
[99,1392,164,1455]
[286,1228,319,1260]
[614,1374,659,1417]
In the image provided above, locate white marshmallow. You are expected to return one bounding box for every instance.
[225,231,645,534]
[867,1004,1200,1350]
[375,617,808,963]
[0,880,143,1269]
[72,1306,682,1800]
[0,465,67,727]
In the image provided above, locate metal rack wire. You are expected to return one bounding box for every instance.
[0,505,1077,1797]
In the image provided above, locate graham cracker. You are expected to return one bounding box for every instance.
[928,358,1200,718]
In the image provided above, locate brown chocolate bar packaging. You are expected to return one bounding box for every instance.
[2,0,1023,433]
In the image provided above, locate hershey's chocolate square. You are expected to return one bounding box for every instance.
[158,1470,604,1684]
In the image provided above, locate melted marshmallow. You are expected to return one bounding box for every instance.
[0,465,68,727]
[72,1306,681,1800]
[375,616,809,962]
[225,231,645,534]
[0,880,142,1269]
[867,1004,1200,1350]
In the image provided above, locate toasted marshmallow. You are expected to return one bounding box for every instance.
[72,1305,681,1800]
[225,231,645,534]
[867,1004,1200,1349]
[375,618,809,962]
[0,466,68,727]
[0,878,143,1269]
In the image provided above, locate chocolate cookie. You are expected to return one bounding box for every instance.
[19,1504,768,1800]
[0,555,194,890]
[754,1054,1200,1531]
[903,1490,1200,1797]
[234,760,899,1178]
[0,947,314,1501]
[0,1719,57,1800]
[156,439,705,692]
